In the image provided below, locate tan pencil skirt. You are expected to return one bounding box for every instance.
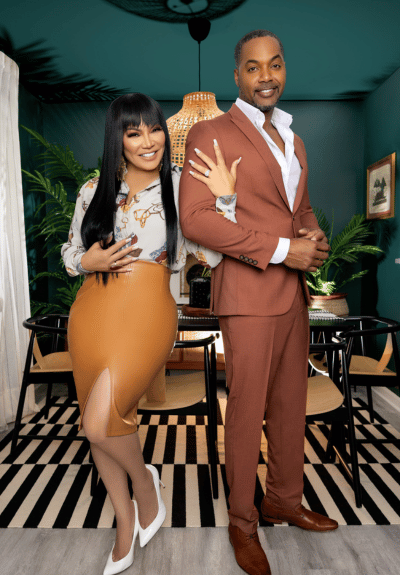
[68,261,178,436]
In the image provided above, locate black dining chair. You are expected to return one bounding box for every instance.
[343,316,400,424]
[11,314,79,449]
[306,336,362,507]
[10,315,98,493]
[91,334,221,499]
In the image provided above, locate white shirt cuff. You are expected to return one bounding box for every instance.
[270,238,290,264]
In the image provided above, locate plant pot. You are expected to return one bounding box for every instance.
[189,277,211,309]
[309,293,349,317]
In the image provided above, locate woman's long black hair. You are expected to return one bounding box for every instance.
[81,93,178,283]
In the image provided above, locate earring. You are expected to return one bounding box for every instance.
[158,160,163,172]
[117,156,127,181]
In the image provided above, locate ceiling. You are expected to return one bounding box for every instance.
[1,0,400,101]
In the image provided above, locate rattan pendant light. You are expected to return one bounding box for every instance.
[166,17,224,167]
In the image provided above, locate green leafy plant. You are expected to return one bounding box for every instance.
[0,28,126,102]
[306,208,383,296]
[21,126,100,315]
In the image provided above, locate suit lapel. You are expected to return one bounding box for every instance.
[292,134,307,214]
[228,104,290,210]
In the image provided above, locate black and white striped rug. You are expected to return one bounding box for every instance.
[1,396,399,528]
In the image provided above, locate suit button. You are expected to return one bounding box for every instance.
[248,258,253,263]
[244,256,249,262]
[239,255,244,260]
[293,216,295,220]
[253,260,258,265]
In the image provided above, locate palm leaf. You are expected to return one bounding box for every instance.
[312,207,332,241]
[1,28,127,103]
[30,270,70,285]
[305,209,382,296]
[30,299,69,316]
[21,126,87,186]
[330,215,373,253]
[21,129,96,313]
[336,270,369,292]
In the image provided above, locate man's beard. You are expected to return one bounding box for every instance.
[239,88,280,113]
[252,101,277,113]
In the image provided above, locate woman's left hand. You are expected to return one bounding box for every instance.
[188,139,241,198]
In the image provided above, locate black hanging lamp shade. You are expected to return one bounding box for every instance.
[103,0,247,22]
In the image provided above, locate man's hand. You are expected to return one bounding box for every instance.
[298,227,328,243]
[283,237,330,272]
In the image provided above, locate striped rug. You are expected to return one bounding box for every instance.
[0,396,400,528]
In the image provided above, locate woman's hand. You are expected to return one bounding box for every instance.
[80,236,136,273]
[188,139,241,198]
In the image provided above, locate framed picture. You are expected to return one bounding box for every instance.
[366,153,396,220]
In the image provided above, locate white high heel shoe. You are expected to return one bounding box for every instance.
[138,464,166,547]
[103,499,139,575]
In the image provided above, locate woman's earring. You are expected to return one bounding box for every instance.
[158,160,163,172]
[117,156,127,181]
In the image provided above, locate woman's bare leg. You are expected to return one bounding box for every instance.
[90,444,135,561]
[82,369,158,560]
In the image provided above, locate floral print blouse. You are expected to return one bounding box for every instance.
[61,164,237,276]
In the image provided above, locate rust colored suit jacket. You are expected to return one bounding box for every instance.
[179,104,319,317]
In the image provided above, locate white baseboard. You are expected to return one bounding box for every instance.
[372,387,400,414]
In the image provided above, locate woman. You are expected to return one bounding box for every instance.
[61,93,239,575]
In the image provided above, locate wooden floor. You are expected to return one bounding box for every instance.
[2,385,400,575]
[1,524,400,575]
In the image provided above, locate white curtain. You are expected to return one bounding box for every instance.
[0,52,36,432]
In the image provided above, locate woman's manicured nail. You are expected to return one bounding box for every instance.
[194,148,200,154]
[125,238,131,244]
[238,157,242,163]
[189,159,194,165]
[213,139,218,146]
[189,170,194,175]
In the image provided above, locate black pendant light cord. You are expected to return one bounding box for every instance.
[188,17,211,93]
[198,42,201,92]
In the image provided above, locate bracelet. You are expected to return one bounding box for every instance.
[76,260,92,275]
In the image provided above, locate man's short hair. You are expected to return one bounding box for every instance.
[234,30,284,68]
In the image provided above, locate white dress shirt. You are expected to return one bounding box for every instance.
[235,98,302,264]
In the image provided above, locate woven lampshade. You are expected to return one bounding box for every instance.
[166,92,224,167]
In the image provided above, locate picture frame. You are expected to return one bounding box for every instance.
[366,152,396,220]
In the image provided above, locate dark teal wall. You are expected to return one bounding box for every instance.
[40,99,365,312]
[363,67,400,322]
[20,96,366,313]
[41,99,364,229]
[18,85,46,305]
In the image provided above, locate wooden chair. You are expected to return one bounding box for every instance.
[10,315,83,450]
[306,338,362,507]
[343,316,400,423]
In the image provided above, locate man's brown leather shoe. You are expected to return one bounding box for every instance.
[228,523,271,575]
[261,498,338,531]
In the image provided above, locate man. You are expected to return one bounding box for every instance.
[179,30,337,575]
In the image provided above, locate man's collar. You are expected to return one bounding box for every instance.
[235,98,293,129]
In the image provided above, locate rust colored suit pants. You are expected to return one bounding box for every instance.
[219,282,309,533]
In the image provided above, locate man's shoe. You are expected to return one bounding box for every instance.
[228,523,271,575]
[261,498,338,532]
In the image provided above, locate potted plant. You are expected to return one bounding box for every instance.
[306,209,382,316]
[21,126,99,315]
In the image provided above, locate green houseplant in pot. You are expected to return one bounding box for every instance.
[306,209,382,316]
[21,126,99,315]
